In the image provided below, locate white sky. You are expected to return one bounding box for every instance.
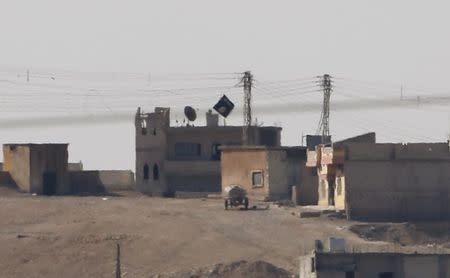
[1,0,449,170]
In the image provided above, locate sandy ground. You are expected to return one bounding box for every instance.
[0,189,447,278]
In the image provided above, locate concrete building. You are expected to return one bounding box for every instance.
[220,146,316,202]
[135,107,282,196]
[299,239,450,278]
[306,133,376,208]
[2,144,70,195]
[307,135,450,221]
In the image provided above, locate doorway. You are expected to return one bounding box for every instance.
[43,172,57,195]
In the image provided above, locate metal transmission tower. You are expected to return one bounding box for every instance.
[316,74,333,142]
[242,71,253,145]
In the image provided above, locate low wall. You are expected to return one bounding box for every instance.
[345,160,450,221]
[69,170,135,193]
[0,171,15,187]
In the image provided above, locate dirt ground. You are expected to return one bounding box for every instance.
[0,189,448,278]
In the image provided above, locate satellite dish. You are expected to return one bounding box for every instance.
[184,106,197,122]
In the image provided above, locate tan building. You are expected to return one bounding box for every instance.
[299,239,450,278]
[306,133,376,209]
[135,107,282,196]
[2,144,70,195]
[307,135,450,221]
[220,146,316,202]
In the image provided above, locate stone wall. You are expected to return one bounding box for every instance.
[70,170,134,193]
[345,160,450,221]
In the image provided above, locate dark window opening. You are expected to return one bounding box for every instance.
[43,172,57,195]
[211,143,221,160]
[252,171,263,187]
[328,179,335,206]
[379,273,394,278]
[175,143,201,157]
[143,164,149,180]
[310,257,315,272]
[346,271,355,278]
[153,164,159,181]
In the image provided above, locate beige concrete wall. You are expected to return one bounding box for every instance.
[70,170,134,193]
[135,111,168,195]
[345,160,450,221]
[221,149,269,199]
[2,145,31,192]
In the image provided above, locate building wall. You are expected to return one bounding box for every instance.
[3,145,31,192]
[267,150,290,200]
[165,160,221,192]
[135,108,169,195]
[300,253,450,278]
[221,149,269,199]
[135,107,282,195]
[3,144,69,194]
[295,166,319,205]
[29,145,69,194]
[345,160,450,221]
[70,170,135,193]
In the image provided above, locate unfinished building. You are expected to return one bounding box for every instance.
[220,146,317,202]
[299,239,450,278]
[2,144,70,195]
[135,107,282,196]
[307,135,450,221]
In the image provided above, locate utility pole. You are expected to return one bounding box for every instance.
[400,85,403,100]
[242,71,253,145]
[316,74,332,143]
[27,69,30,82]
[115,243,121,278]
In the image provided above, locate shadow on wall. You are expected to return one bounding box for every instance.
[0,171,18,190]
[69,170,134,196]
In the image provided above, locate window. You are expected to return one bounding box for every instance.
[141,120,147,135]
[153,164,159,181]
[143,164,149,180]
[211,143,221,160]
[175,143,201,157]
[346,272,355,278]
[252,171,263,187]
[379,273,393,278]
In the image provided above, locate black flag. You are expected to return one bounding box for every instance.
[213,95,235,118]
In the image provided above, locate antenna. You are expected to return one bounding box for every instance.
[184,106,197,125]
[316,74,333,142]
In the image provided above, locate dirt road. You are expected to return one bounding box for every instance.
[0,190,441,278]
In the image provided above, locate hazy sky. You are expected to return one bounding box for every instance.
[1,1,449,169]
